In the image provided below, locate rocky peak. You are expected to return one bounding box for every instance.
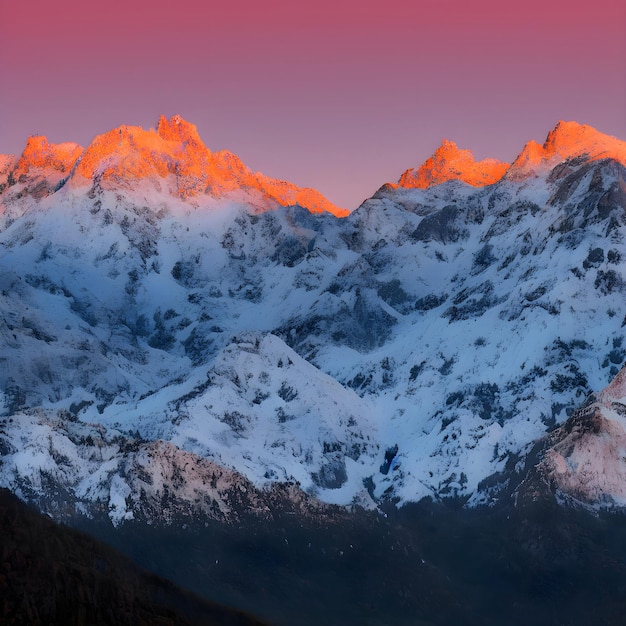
[397,139,509,189]
[156,114,205,147]
[71,124,177,189]
[13,136,83,180]
[545,120,626,162]
[65,116,347,215]
[0,138,82,202]
[507,121,626,180]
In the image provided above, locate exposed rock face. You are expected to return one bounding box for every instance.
[598,364,626,406]
[529,365,626,508]
[156,113,208,147]
[0,154,16,174]
[0,407,343,527]
[0,154,17,200]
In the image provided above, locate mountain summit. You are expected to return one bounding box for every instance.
[397,139,509,189]
[2,115,348,217]
[507,120,626,180]
[391,121,626,190]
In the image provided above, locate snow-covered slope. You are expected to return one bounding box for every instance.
[0,119,625,525]
[0,404,338,527]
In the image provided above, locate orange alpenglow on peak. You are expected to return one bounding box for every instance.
[156,114,206,149]
[0,154,17,175]
[13,135,83,180]
[507,120,626,179]
[72,121,209,192]
[545,120,626,162]
[69,115,348,217]
[397,139,510,189]
[2,136,83,199]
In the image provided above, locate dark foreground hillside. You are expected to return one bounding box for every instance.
[0,489,268,626]
[76,497,626,626]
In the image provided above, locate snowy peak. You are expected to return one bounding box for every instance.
[0,116,625,522]
[388,121,625,191]
[508,120,626,180]
[3,116,347,217]
[545,120,626,163]
[74,115,349,215]
[72,123,182,188]
[397,139,509,189]
[155,113,206,149]
[15,136,83,178]
[0,137,83,201]
[242,171,350,217]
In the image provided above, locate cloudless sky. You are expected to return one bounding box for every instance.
[1,0,625,209]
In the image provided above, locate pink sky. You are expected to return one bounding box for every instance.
[2,0,625,209]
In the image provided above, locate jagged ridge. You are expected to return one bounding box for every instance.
[391,120,626,190]
[0,114,348,217]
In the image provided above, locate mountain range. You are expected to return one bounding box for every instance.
[1,115,626,623]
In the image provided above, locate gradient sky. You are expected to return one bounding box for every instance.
[2,0,625,209]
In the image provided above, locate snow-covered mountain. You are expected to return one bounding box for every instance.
[1,117,625,527]
[0,114,348,218]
